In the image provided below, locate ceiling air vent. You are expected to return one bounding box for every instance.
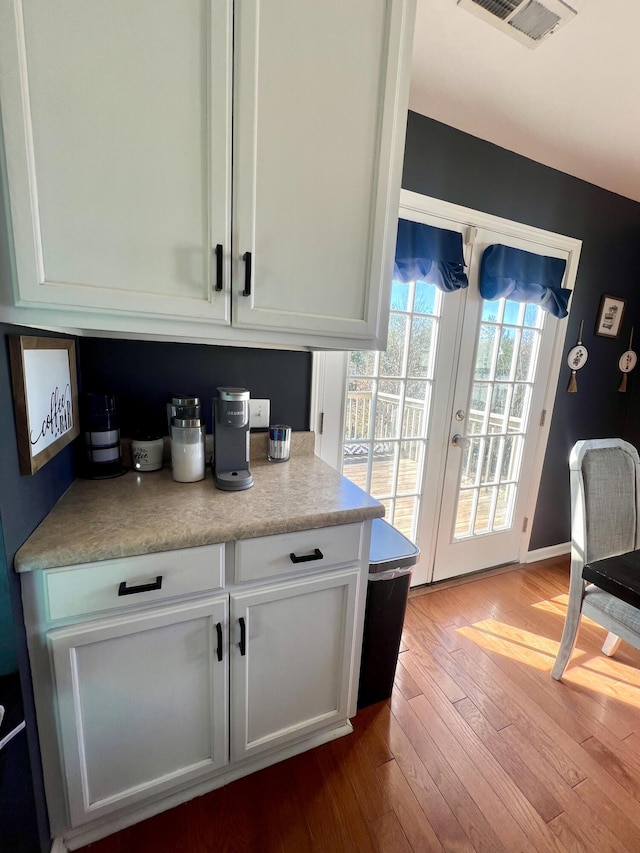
[457,0,577,48]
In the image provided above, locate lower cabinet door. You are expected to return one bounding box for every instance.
[230,568,359,762]
[49,595,229,827]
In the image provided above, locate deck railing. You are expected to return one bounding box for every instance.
[344,390,524,473]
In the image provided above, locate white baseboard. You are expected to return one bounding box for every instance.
[51,838,67,853]
[525,542,570,563]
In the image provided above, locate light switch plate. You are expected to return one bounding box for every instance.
[249,398,270,429]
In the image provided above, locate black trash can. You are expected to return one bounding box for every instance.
[357,518,420,709]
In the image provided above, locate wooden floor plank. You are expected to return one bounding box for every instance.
[429,641,512,731]
[351,702,395,769]
[375,759,447,853]
[499,724,634,853]
[373,698,478,853]
[547,812,589,853]
[450,645,588,786]
[394,653,423,699]
[289,748,358,853]
[453,698,564,824]
[389,688,509,853]
[622,731,640,759]
[573,777,640,852]
[580,735,640,802]
[325,730,392,824]
[369,810,413,853]
[313,741,380,853]
[401,633,468,703]
[406,690,553,853]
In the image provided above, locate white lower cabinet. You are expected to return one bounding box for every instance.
[230,569,358,762]
[49,596,230,828]
[21,524,368,847]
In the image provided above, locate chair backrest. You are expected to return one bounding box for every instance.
[570,438,640,566]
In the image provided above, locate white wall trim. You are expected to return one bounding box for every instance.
[400,192,583,254]
[50,837,68,853]
[525,542,571,563]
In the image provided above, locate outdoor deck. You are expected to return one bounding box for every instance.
[343,457,505,541]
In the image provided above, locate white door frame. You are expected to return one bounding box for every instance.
[313,192,582,585]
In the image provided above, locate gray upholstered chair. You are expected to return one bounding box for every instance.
[552,438,640,680]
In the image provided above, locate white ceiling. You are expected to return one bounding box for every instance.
[409,0,640,202]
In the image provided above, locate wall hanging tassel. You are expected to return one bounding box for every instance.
[618,327,636,392]
[566,320,587,393]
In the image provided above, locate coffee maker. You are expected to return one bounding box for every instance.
[213,387,254,491]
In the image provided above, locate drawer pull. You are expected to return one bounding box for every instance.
[289,548,324,564]
[239,617,247,656]
[118,576,163,596]
[215,622,223,662]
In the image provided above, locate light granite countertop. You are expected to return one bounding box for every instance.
[15,433,384,572]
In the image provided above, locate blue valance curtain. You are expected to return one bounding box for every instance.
[480,244,571,318]
[393,218,468,292]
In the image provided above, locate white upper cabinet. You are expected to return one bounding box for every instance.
[0,0,415,350]
[0,1,232,326]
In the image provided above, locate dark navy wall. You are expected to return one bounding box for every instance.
[77,337,311,438]
[0,323,76,852]
[403,112,640,549]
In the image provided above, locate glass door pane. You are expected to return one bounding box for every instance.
[341,279,443,540]
[452,299,544,540]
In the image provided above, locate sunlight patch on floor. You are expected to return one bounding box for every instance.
[457,613,640,708]
[531,594,569,616]
[456,622,558,671]
[581,655,640,687]
[560,665,640,708]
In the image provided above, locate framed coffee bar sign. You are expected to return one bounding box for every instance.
[9,336,79,475]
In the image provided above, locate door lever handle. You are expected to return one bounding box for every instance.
[452,434,470,450]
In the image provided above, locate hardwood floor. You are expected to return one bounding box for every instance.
[81,556,640,852]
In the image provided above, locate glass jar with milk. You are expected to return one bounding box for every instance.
[170,418,205,482]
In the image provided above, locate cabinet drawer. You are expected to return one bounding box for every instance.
[44,544,224,622]
[234,524,364,583]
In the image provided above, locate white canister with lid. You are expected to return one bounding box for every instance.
[131,437,164,472]
[170,418,205,482]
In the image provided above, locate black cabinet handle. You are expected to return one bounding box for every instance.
[239,617,246,656]
[242,251,252,296]
[289,548,324,564]
[215,622,223,662]
[214,243,223,292]
[118,576,162,596]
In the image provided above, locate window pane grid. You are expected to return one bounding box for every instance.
[453,298,545,541]
[342,279,442,541]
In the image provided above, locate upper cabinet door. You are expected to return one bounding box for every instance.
[0,0,414,348]
[232,0,415,347]
[0,0,232,324]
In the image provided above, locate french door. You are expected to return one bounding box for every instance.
[315,193,581,585]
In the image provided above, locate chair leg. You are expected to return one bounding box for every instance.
[602,632,622,657]
[552,596,583,680]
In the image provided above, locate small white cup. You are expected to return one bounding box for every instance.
[131,437,164,472]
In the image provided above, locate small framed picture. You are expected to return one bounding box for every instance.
[9,335,79,475]
[595,294,626,338]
